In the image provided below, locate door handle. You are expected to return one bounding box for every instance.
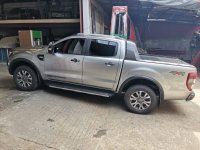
[71,58,80,63]
[105,62,115,66]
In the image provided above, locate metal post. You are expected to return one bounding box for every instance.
[82,0,91,34]
[118,14,122,35]
[1,1,5,19]
[79,0,83,33]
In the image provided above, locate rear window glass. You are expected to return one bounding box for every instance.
[125,41,139,60]
[89,40,118,57]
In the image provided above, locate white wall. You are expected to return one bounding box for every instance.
[82,0,91,34]
[82,0,105,34]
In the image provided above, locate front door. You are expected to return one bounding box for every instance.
[44,38,86,84]
[83,39,120,90]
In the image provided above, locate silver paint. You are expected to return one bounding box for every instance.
[8,34,197,101]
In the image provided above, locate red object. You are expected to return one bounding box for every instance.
[186,73,197,91]
[192,51,200,67]
[129,20,136,41]
[112,6,128,12]
[110,6,136,42]
[110,6,128,37]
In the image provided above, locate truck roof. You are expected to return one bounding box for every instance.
[75,33,126,41]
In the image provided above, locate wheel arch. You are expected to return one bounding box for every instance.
[119,77,164,105]
[9,58,42,85]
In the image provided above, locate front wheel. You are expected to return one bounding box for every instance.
[13,65,39,91]
[124,85,158,114]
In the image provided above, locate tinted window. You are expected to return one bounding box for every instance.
[54,38,85,55]
[125,41,139,60]
[89,40,117,57]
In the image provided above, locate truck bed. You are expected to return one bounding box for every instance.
[140,54,191,67]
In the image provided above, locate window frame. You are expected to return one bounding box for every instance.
[125,41,138,61]
[51,37,87,56]
[85,38,119,58]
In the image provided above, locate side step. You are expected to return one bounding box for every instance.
[45,81,114,97]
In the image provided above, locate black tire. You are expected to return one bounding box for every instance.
[124,85,158,114]
[13,65,38,91]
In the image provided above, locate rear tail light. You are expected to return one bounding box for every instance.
[186,73,197,91]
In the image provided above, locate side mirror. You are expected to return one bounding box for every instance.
[48,41,54,46]
[48,46,53,54]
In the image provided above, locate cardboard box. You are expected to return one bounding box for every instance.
[18,30,42,48]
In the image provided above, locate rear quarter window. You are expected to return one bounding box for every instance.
[125,41,139,60]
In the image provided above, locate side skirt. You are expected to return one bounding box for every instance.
[45,80,115,97]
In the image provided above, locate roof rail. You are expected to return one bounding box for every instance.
[75,33,124,40]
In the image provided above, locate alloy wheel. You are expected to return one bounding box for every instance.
[129,91,152,110]
[16,70,33,88]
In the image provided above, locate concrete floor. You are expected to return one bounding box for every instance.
[0,63,200,150]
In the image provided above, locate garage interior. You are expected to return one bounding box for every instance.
[0,1,200,149]
[0,0,82,62]
[88,0,200,66]
[0,0,80,43]
[0,0,200,67]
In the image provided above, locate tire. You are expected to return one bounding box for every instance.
[124,85,158,114]
[13,65,38,91]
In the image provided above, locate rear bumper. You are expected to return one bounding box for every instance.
[186,91,195,101]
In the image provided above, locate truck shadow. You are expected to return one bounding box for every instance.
[44,87,196,116]
[44,87,200,132]
[44,87,113,105]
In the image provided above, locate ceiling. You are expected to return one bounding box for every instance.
[0,0,200,24]
[95,0,200,24]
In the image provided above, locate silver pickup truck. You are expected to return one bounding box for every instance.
[7,34,198,114]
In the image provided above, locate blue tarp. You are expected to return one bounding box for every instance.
[0,49,8,62]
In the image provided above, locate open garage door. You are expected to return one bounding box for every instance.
[84,0,200,65]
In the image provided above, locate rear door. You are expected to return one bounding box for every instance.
[44,38,86,84]
[82,39,121,90]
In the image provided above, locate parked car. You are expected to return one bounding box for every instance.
[7,34,197,114]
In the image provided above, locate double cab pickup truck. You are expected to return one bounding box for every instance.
[7,34,198,114]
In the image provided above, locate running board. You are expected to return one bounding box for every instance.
[45,81,114,97]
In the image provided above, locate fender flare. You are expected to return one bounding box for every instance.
[9,58,42,84]
[118,76,164,103]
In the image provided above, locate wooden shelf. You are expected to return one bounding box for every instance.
[0,19,80,24]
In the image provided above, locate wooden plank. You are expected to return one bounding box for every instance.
[0,19,80,24]
[18,30,33,48]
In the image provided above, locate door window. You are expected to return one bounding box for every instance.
[53,38,85,55]
[89,39,118,57]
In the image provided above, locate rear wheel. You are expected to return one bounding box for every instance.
[13,65,38,91]
[124,85,158,114]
